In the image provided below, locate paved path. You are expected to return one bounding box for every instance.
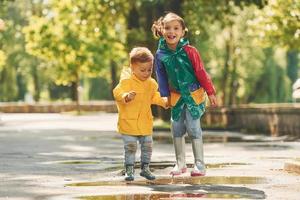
[0,113,299,200]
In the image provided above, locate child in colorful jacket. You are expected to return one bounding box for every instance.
[113,47,168,181]
[152,12,218,176]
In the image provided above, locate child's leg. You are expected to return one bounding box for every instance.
[139,135,152,164]
[139,135,155,180]
[170,108,187,175]
[122,135,138,181]
[185,111,206,176]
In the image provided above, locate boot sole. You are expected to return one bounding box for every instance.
[191,172,205,176]
[125,176,134,181]
[140,173,155,180]
[170,167,187,176]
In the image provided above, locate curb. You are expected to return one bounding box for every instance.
[284,161,300,174]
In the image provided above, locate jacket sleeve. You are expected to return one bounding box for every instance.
[184,45,216,95]
[113,79,129,103]
[151,79,167,108]
[154,52,170,97]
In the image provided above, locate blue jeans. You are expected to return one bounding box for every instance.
[122,134,153,166]
[171,106,203,139]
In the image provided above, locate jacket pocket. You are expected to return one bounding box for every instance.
[119,102,140,119]
[191,88,206,104]
[170,91,180,106]
[119,119,138,133]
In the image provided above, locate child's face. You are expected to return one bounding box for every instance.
[131,61,153,81]
[162,20,185,50]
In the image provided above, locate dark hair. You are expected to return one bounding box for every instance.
[151,12,188,38]
[129,47,154,64]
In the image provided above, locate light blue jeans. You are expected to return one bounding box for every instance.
[171,106,203,139]
[122,134,153,166]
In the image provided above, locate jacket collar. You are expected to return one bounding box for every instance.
[131,73,149,83]
[158,37,189,53]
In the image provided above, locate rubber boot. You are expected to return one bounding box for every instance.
[125,165,135,181]
[170,137,187,176]
[140,163,155,180]
[191,138,206,176]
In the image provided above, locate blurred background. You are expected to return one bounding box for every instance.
[0,0,299,106]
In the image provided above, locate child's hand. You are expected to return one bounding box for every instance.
[208,95,218,107]
[167,96,171,108]
[162,97,170,109]
[125,91,136,102]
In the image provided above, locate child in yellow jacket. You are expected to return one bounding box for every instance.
[113,47,168,181]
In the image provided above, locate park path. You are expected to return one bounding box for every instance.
[0,113,299,200]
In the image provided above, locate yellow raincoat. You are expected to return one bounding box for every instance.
[113,74,166,135]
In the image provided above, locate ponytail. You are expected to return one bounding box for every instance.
[151,17,163,39]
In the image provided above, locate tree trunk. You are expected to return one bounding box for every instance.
[110,60,117,99]
[221,40,230,105]
[32,65,40,102]
[287,50,299,85]
[229,55,238,105]
[71,71,81,114]
[221,28,234,106]
[75,71,81,114]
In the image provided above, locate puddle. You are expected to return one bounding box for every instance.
[48,160,250,170]
[74,177,267,199]
[77,184,266,199]
[67,176,267,187]
[117,162,250,176]
[78,193,254,199]
[206,163,250,169]
[149,162,250,169]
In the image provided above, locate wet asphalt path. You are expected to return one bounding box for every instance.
[0,113,299,200]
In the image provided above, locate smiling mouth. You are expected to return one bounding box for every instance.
[167,35,176,40]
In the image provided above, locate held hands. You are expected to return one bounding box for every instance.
[167,96,171,108]
[125,91,136,103]
[162,97,170,109]
[208,94,218,107]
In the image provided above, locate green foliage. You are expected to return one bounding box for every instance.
[88,77,112,100]
[0,50,5,71]
[287,51,299,84]
[0,0,298,104]
[251,48,292,102]
[183,2,266,104]
[0,0,30,101]
[48,82,73,100]
[23,0,128,87]
[183,0,298,104]
[250,0,300,50]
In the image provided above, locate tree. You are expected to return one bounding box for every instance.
[24,0,128,111]
[183,1,266,105]
[0,0,28,101]
[254,0,300,50]
[249,0,299,99]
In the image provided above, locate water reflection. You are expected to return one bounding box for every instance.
[79,188,266,200]
[67,176,267,187]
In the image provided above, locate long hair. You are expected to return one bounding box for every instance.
[151,12,188,39]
